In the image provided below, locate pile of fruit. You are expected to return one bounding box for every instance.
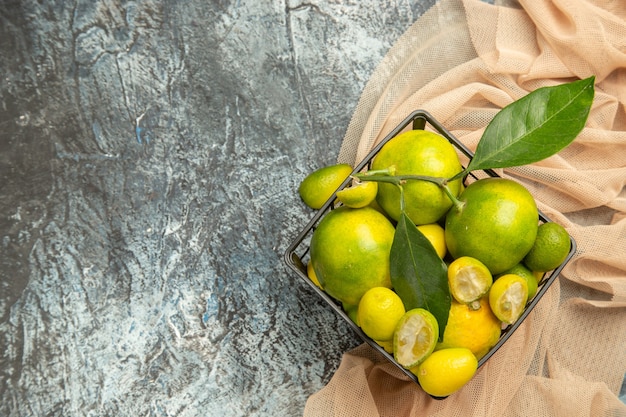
[294,77,595,398]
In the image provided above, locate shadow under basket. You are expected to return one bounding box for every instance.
[283,109,577,398]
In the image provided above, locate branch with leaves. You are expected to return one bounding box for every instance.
[354,76,595,337]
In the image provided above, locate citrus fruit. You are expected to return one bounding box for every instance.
[523,222,571,272]
[416,347,478,397]
[336,179,378,208]
[342,302,359,326]
[445,178,539,275]
[366,196,391,218]
[417,223,447,259]
[357,287,406,342]
[371,129,463,225]
[306,261,323,289]
[437,297,501,360]
[447,256,493,308]
[309,206,395,306]
[489,274,529,324]
[393,308,439,369]
[298,163,352,209]
[375,339,394,354]
[498,263,538,299]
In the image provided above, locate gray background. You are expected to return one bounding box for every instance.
[1,0,624,416]
[0,1,435,416]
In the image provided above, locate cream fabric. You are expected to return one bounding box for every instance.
[304,0,626,415]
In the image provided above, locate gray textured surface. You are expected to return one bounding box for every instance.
[0,1,436,416]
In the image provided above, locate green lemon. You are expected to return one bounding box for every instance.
[336,180,378,208]
[371,129,463,225]
[445,178,539,275]
[342,302,360,326]
[523,222,571,272]
[310,206,395,306]
[298,163,352,209]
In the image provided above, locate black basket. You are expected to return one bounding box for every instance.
[283,109,577,394]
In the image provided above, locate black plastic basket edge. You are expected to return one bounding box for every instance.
[283,109,577,396]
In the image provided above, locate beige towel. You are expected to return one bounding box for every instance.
[304,0,626,415]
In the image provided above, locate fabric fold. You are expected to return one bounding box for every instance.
[310,0,626,415]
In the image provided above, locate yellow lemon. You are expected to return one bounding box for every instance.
[437,297,501,360]
[306,261,323,289]
[357,287,406,342]
[375,339,394,354]
[416,347,478,397]
[417,223,447,259]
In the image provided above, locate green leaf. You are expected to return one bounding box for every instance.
[466,76,595,172]
[390,213,450,341]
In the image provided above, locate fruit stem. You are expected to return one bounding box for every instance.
[352,173,403,186]
[360,166,397,176]
[448,168,469,183]
[354,168,466,211]
[354,170,447,188]
[442,183,465,212]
